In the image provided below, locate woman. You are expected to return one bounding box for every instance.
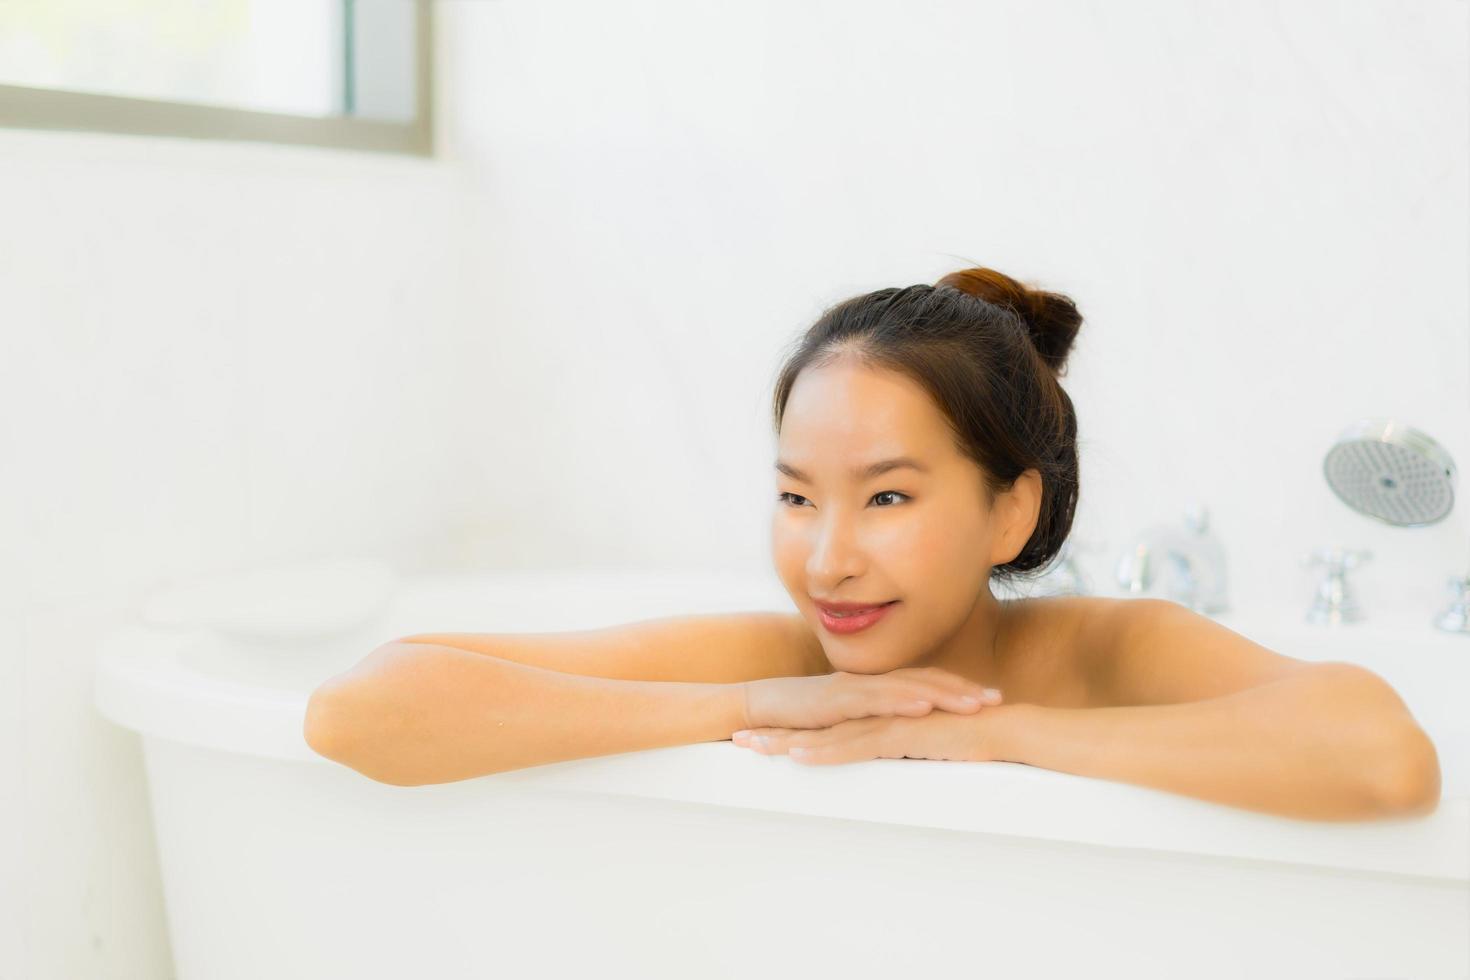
[305,266,1440,822]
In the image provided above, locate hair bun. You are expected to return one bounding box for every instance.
[936,267,1082,376]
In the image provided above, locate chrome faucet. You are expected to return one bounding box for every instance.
[1115,503,1229,614]
[1301,546,1372,625]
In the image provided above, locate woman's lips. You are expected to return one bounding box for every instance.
[816,600,898,635]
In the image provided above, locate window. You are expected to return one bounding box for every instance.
[0,0,431,155]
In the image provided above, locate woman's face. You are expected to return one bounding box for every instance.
[772,357,1034,675]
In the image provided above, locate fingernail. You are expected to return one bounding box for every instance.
[732,730,751,740]
[983,688,1002,700]
[790,747,808,758]
[959,695,981,705]
[754,735,771,748]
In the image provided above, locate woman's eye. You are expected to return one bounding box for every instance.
[776,491,910,508]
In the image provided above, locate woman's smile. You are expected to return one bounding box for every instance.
[816,600,899,634]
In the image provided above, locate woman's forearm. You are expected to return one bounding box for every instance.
[992,664,1442,822]
[305,642,746,786]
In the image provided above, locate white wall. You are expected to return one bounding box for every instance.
[3,1,1468,977]
[437,0,1470,613]
[0,129,480,976]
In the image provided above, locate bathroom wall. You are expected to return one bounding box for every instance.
[436,0,1470,615]
[3,1,1467,978]
[0,103,481,980]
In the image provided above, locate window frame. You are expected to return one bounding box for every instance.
[0,0,433,156]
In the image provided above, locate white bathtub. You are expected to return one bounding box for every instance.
[95,567,1470,980]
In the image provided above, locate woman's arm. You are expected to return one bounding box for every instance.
[305,641,746,786]
[993,664,1442,821]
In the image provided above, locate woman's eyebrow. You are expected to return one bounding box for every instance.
[774,456,929,482]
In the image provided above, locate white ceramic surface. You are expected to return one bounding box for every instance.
[95,568,1470,979]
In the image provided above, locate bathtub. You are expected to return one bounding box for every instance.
[95,566,1470,980]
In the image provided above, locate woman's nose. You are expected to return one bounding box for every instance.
[807,516,866,582]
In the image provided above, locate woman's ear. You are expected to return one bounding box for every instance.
[989,468,1043,565]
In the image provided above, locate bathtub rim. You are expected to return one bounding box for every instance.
[95,618,1470,887]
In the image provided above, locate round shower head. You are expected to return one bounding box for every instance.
[1322,419,1456,527]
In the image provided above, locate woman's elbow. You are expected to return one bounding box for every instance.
[304,684,360,763]
[303,682,407,784]
[306,670,466,787]
[1374,726,1442,818]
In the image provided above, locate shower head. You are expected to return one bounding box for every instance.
[1322,418,1457,527]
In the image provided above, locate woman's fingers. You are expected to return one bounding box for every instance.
[826,669,1002,726]
[731,727,790,751]
[908,667,1003,708]
[733,720,885,765]
[920,685,1002,714]
[732,725,824,752]
[881,675,1001,716]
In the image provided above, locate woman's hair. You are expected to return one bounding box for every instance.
[771,266,1083,583]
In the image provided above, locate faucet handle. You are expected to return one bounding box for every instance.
[1435,573,1470,634]
[1302,546,1373,572]
[1301,547,1373,625]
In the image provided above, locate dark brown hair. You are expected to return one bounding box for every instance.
[771,266,1083,583]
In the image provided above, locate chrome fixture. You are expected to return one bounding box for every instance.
[1115,503,1228,614]
[1438,575,1470,632]
[1323,419,1455,527]
[1301,546,1372,626]
[1319,417,1465,634]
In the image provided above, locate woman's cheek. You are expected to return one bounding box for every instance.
[889,515,955,571]
[770,526,807,599]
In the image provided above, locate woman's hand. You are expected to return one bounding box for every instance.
[740,668,1002,732]
[731,703,1019,765]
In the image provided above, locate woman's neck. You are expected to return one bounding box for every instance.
[912,588,1012,689]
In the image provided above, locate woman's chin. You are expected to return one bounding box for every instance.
[825,653,904,675]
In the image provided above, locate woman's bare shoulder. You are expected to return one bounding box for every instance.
[998,594,1124,708]
[999,592,1114,646]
